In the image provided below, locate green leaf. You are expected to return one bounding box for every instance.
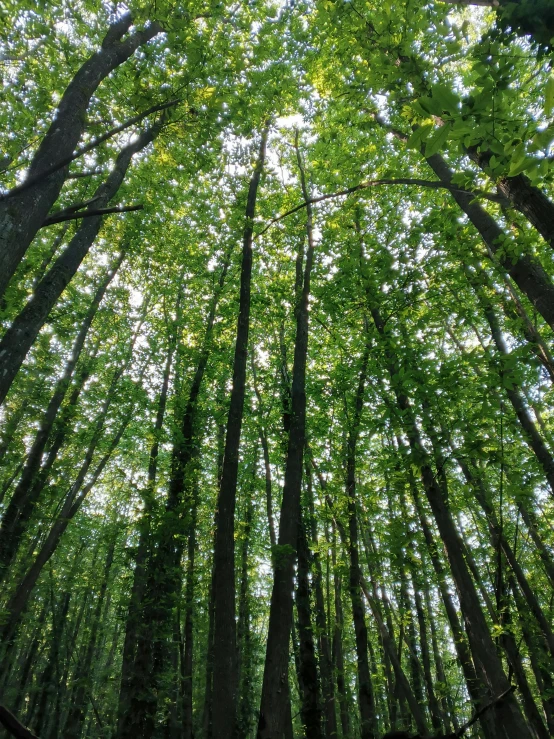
[545,75,554,117]
[424,124,451,157]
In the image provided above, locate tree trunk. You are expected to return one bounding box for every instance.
[295,512,323,739]
[0,251,124,582]
[257,130,315,739]
[116,322,177,736]
[364,281,528,737]
[208,126,268,739]
[306,465,338,739]
[0,373,136,644]
[63,534,116,739]
[344,323,376,739]
[424,151,554,330]
[0,13,161,298]
[0,125,159,406]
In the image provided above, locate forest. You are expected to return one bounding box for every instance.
[1,1,554,738]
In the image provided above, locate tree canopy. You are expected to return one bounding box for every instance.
[1,2,554,739]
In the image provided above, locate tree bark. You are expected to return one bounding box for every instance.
[425,152,554,330]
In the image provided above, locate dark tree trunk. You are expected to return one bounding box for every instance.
[258,131,314,739]
[0,13,161,298]
[306,465,337,739]
[295,513,323,739]
[0,251,124,583]
[468,146,554,252]
[0,126,159,406]
[182,486,199,739]
[425,152,554,330]
[237,466,255,738]
[211,127,268,739]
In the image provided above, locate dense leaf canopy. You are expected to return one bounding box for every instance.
[1,2,554,739]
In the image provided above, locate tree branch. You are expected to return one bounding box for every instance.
[41,204,143,228]
[0,705,39,739]
[1,99,179,201]
[257,178,506,236]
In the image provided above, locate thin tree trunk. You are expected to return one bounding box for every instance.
[116,322,176,734]
[211,125,268,739]
[0,376,137,644]
[0,251,124,582]
[306,464,337,739]
[365,279,528,737]
[344,321,376,739]
[295,511,323,739]
[257,130,315,739]
[63,534,117,739]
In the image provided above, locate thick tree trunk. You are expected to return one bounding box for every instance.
[468,147,554,251]
[425,152,554,330]
[0,13,161,298]
[0,126,159,406]
[0,251,124,583]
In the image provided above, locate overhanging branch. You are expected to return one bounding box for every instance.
[1,99,179,201]
[257,178,506,236]
[41,204,143,228]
